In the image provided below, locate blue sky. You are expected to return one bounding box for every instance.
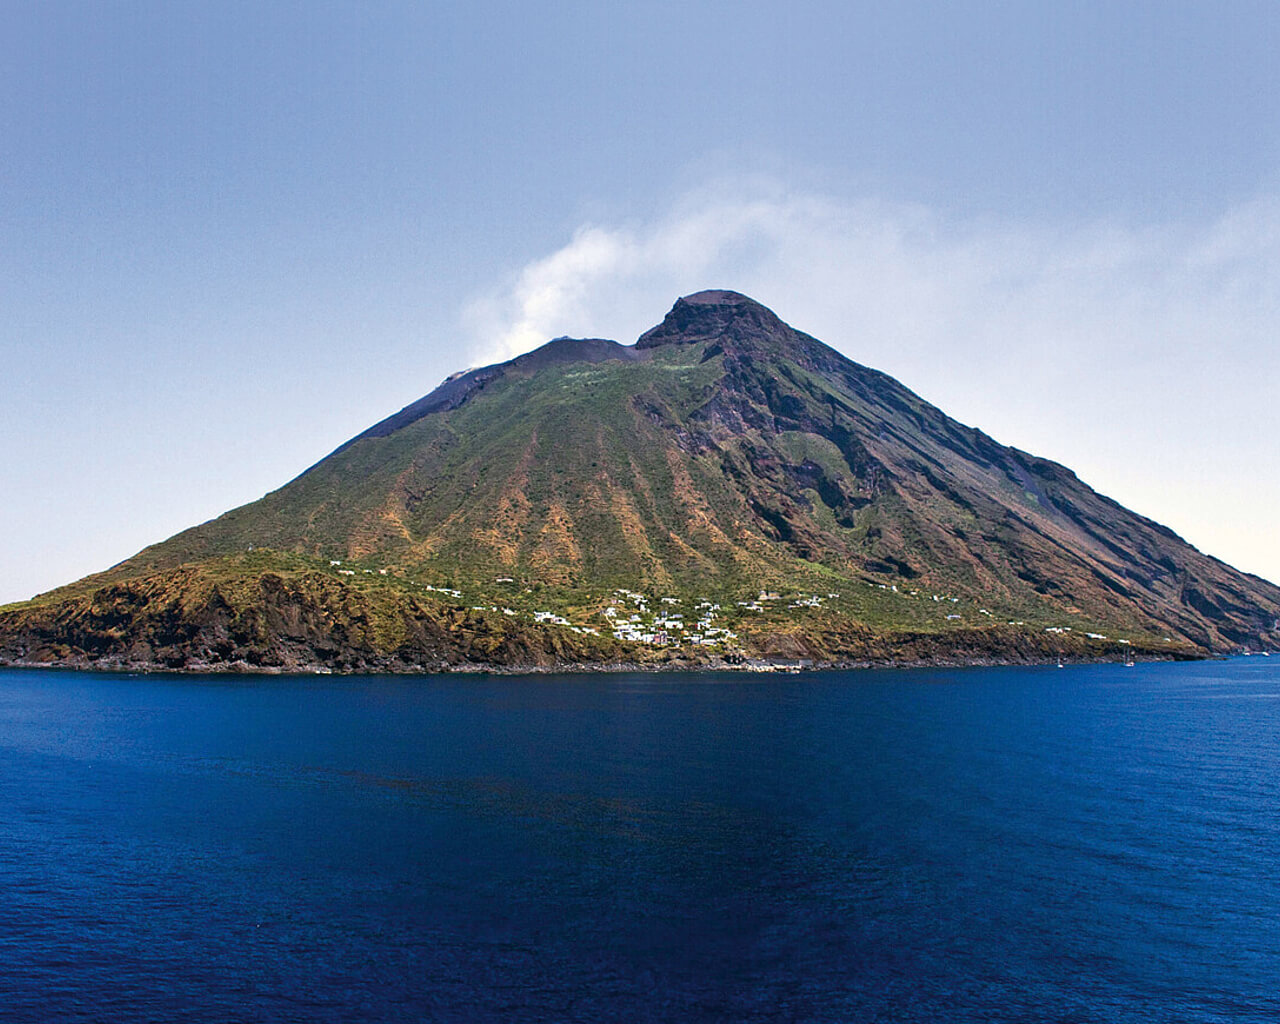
[3,1,1279,603]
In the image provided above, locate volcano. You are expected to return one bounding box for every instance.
[4,290,1277,672]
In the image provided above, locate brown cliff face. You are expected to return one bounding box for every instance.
[4,292,1278,672]
[0,558,626,673]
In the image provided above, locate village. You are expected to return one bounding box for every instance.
[322,559,1147,651]
[602,590,740,647]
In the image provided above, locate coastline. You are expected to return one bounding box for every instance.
[0,649,1205,677]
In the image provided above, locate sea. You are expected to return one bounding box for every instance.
[0,658,1277,1023]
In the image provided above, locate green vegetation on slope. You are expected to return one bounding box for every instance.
[5,290,1278,670]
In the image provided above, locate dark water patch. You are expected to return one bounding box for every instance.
[0,661,1278,1022]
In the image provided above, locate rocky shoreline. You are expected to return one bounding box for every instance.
[0,647,1202,677]
[0,561,1211,678]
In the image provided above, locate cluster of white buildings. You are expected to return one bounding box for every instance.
[789,594,829,609]
[328,559,386,577]
[604,590,740,648]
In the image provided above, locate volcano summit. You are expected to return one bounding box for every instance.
[4,291,1278,672]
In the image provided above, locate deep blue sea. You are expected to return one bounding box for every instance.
[1,659,1278,1022]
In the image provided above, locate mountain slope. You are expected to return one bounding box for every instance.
[4,290,1278,671]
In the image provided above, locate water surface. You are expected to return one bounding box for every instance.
[1,660,1277,1022]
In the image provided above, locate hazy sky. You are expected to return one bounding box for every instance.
[3,1,1279,604]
